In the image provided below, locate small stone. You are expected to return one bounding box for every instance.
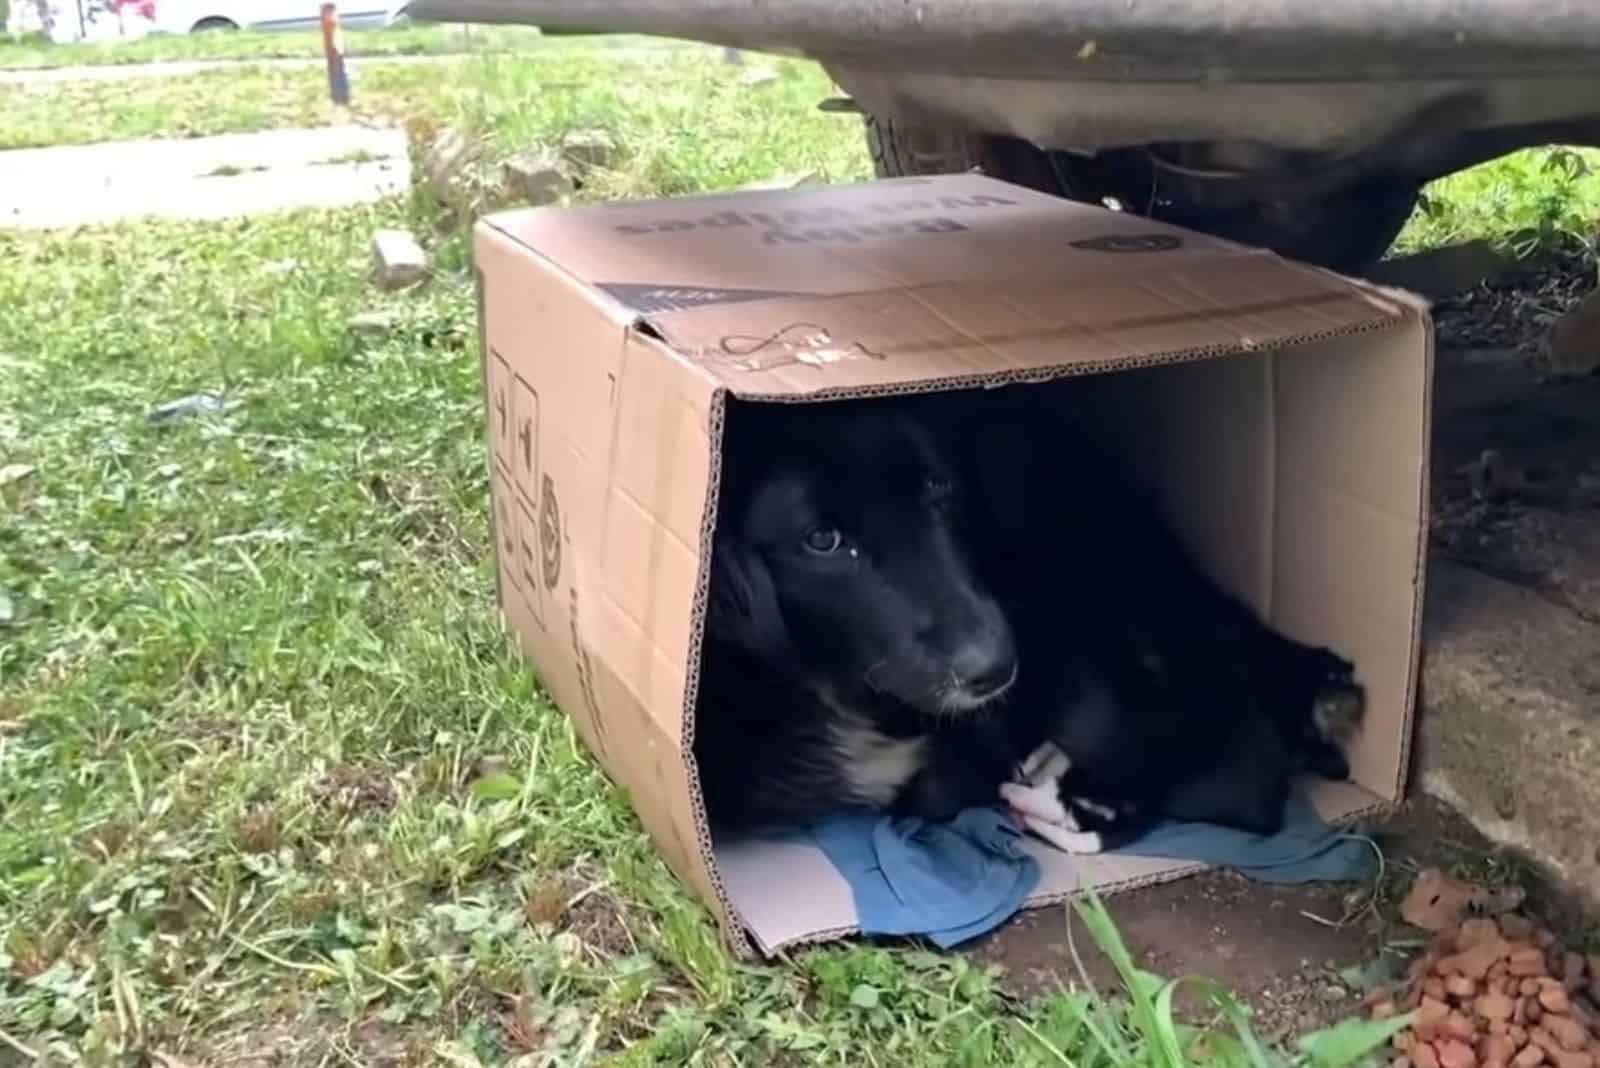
[1482,993,1519,1021]
[1512,1026,1531,1048]
[1544,1017,1588,1052]
[1542,988,1573,1015]
[1517,1048,1548,1068]
[1549,1053,1594,1068]
[1439,1039,1479,1068]
[1529,981,1550,997]
[1374,1000,1399,1019]
[372,229,429,291]
[560,128,616,171]
[1491,1020,1512,1037]
[1453,977,1484,1000]
[503,152,573,206]
[1428,978,1451,1001]
[1416,1043,1443,1068]
[1447,1013,1481,1039]
[1447,939,1513,981]
[1528,997,1545,1024]
[1546,287,1600,380]
[1464,920,1507,948]
[1423,997,1455,1031]
[1487,1036,1522,1065]
[1513,949,1552,979]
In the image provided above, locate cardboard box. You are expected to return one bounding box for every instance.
[473,174,1432,957]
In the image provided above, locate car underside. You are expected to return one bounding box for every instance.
[408,0,1600,270]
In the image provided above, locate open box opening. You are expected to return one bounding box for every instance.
[474,174,1433,957]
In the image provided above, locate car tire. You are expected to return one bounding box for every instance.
[863,114,1419,273]
[191,16,239,31]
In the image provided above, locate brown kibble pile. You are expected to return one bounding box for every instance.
[1372,915,1600,1068]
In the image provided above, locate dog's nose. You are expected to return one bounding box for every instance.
[953,637,1018,698]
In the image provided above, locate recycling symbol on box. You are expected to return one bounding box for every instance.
[539,474,562,591]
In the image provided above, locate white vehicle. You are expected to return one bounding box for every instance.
[151,1,409,34]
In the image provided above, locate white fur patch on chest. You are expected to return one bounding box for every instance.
[827,713,929,806]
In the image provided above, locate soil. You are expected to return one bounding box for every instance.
[968,795,1532,1040]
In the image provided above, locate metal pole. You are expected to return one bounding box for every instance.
[321,3,351,107]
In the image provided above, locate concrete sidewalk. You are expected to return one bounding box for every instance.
[1,124,409,227]
[0,52,468,85]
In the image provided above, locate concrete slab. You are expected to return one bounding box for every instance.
[0,125,410,227]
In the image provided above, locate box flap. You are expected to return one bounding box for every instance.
[485,174,1413,400]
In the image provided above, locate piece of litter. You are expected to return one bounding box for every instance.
[349,311,401,338]
[0,590,14,625]
[0,463,36,486]
[740,66,780,88]
[148,393,231,424]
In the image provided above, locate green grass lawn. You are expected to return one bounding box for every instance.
[0,30,1587,1066]
[0,22,548,70]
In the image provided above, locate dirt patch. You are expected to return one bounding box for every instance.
[968,797,1583,1039]
[970,868,1374,1039]
[1431,248,1595,358]
[309,764,399,814]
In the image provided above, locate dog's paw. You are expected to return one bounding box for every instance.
[1000,780,1078,829]
[1016,740,1072,787]
[1018,814,1104,855]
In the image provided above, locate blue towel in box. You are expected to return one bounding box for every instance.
[792,789,1375,948]
[1109,789,1379,884]
[799,807,1041,949]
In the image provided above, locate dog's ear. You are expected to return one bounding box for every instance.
[707,538,791,658]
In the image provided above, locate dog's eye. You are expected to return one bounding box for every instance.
[803,528,844,555]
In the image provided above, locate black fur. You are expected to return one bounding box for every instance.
[927,388,1365,844]
[694,397,1017,833]
[694,388,1364,842]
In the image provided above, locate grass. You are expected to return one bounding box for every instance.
[0,183,1402,1068]
[1394,146,1600,258]
[0,22,549,70]
[0,29,1594,1066]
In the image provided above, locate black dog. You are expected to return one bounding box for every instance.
[693,397,1019,833]
[938,390,1365,851]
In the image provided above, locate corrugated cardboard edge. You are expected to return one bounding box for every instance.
[672,269,1433,960]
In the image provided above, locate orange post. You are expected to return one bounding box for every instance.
[320,4,350,106]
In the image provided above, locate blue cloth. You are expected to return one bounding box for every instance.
[787,790,1372,948]
[1109,790,1379,883]
[801,807,1041,948]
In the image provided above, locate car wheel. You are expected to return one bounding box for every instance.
[191,16,239,31]
[864,114,1419,273]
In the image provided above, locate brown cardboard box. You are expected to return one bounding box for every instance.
[474,174,1432,957]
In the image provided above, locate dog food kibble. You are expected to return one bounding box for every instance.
[1385,913,1600,1068]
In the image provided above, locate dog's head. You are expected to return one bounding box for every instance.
[707,398,1017,718]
